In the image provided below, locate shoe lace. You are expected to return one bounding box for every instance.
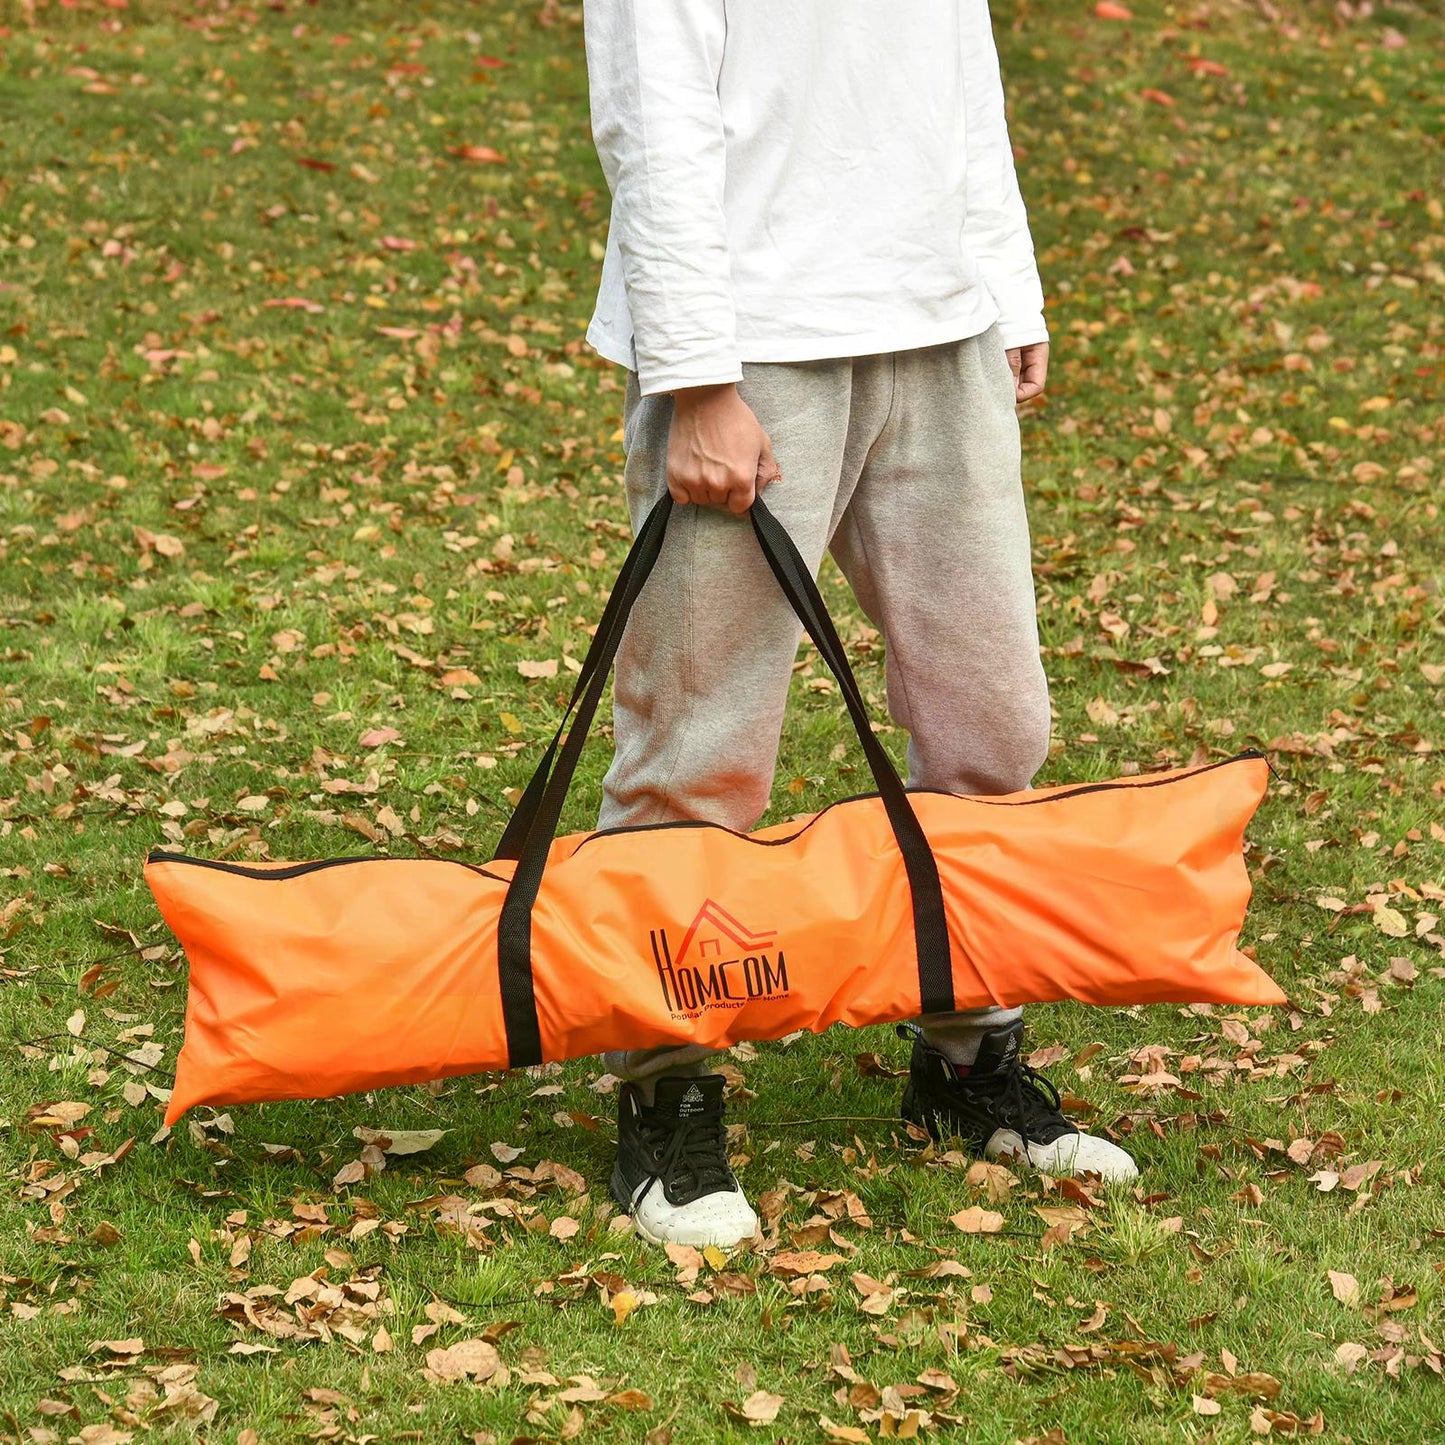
[990,1060,1066,1158]
[637,1107,732,1207]
[897,1023,1070,1159]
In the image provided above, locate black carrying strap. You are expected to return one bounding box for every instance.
[494,495,674,1066]
[494,492,956,1068]
[493,497,672,862]
[747,498,955,1016]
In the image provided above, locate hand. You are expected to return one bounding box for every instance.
[667,383,780,514]
[1006,342,1050,404]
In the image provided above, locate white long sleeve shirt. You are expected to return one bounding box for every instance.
[585,0,1048,397]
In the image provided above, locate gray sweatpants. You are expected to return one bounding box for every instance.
[601,329,1045,1087]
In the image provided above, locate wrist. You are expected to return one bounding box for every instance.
[671,382,739,413]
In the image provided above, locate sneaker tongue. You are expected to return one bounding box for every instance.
[968,1020,1025,1076]
[652,1074,724,1119]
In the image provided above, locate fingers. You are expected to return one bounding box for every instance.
[1012,343,1049,404]
[754,430,782,495]
[668,468,757,512]
[665,389,775,512]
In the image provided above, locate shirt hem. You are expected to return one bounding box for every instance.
[587,303,1036,376]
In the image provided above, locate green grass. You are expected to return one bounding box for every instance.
[1,0,1442,1440]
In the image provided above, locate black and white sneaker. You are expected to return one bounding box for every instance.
[610,1075,759,1248]
[899,1021,1138,1182]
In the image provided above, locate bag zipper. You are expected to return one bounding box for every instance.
[146,851,509,883]
[562,748,1267,855]
[147,751,1265,876]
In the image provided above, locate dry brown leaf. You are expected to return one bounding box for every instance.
[26,1101,92,1129]
[358,727,403,749]
[606,1388,654,1411]
[736,1390,784,1425]
[1334,1342,1369,1372]
[1328,1271,1360,1307]
[353,1126,448,1156]
[769,1250,846,1277]
[331,1160,366,1191]
[425,1338,501,1383]
[949,1206,1004,1234]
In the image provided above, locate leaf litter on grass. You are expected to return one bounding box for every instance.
[2,0,1442,1439]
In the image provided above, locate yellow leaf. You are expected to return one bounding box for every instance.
[610,1290,638,1326]
[702,1245,729,1270]
[1371,902,1409,938]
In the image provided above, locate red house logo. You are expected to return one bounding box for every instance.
[650,900,789,1017]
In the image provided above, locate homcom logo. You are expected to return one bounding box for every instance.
[650,900,789,1017]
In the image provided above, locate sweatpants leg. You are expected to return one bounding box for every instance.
[828,330,1050,1063]
[600,360,887,1086]
[602,330,1051,1085]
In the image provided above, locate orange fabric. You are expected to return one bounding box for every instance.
[149,754,1281,1124]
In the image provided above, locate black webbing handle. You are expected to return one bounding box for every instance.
[494,492,956,1068]
[493,495,674,862]
[747,497,954,1016]
[494,494,674,1067]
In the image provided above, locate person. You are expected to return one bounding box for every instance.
[581,0,1138,1250]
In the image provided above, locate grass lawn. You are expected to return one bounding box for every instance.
[1,0,1442,1440]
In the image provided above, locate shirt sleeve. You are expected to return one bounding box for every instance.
[961,0,1049,351]
[585,0,741,397]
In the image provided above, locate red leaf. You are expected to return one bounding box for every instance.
[380,236,418,252]
[296,157,337,173]
[263,297,325,314]
[448,145,506,165]
[358,727,403,749]
[1188,57,1229,77]
[474,56,505,69]
[1141,88,1176,107]
[1094,1,1133,17]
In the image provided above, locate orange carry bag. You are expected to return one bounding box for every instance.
[147,495,1284,1124]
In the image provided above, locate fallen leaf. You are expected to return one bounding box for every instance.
[1334,1342,1369,1372]
[1337,1160,1384,1192]
[425,1338,501,1383]
[1328,1271,1360,1307]
[949,1206,1005,1234]
[737,1390,784,1425]
[448,144,506,164]
[27,1101,92,1129]
[352,1126,448,1156]
[358,727,403,749]
[1372,903,1409,938]
[769,1251,846,1277]
[331,1160,366,1190]
[607,1388,654,1410]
